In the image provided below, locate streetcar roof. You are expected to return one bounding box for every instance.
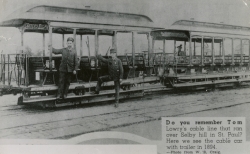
[152,20,250,40]
[0,5,160,34]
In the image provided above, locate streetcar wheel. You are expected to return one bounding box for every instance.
[42,102,46,109]
[17,96,23,105]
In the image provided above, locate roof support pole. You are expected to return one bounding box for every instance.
[222,38,225,65]
[212,37,215,66]
[163,39,166,70]
[219,41,222,56]
[174,40,176,55]
[49,26,53,71]
[132,31,136,67]
[194,41,196,56]
[201,36,204,66]
[184,41,186,54]
[7,54,9,86]
[189,35,192,66]
[80,35,83,57]
[232,39,235,66]
[21,28,24,54]
[249,40,250,67]
[43,33,45,56]
[95,30,99,67]
[240,39,243,66]
[163,39,166,54]
[147,32,151,66]
[95,30,99,56]
[73,28,76,50]
[25,54,29,86]
[112,31,117,55]
[0,55,1,84]
[2,55,5,85]
[62,34,64,48]
[152,38,155,54]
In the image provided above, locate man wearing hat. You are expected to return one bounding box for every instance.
[94,48,124,107]
[49,37,78,99]
[177,44,185,56]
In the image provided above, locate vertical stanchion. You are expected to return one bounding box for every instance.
[49,26,53,71]
[17,55,19,86]
[132,32,135,68]
[201,36,204,66]
[212,37,215,65]
[25,54,29,86]
[163,39,166,78]
[95,30,99,68]
[43,33,45,56]
[194,41,196,56]
[80,35,83,57]
[0,54,2,82]
[112,31,117,55]
[73,28,76,50]
[232,39,234,65]
[62,34,65,48]
[240,39,243,66]
[222,38,225,66]
[189,35,192,66]
[184,41,186,53]
[8,54,9,85]
[147,32,151,66]
[249,40,250,68]
[3,54,5,85]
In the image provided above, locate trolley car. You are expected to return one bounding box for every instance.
[0,5,165,107]
[151,20,250,90]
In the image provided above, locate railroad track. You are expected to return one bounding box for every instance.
[0,87,250,139]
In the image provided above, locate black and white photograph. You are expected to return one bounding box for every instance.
[0,0,250,153]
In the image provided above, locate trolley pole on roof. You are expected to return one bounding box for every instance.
[49,26,53,71]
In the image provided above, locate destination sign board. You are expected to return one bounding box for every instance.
[23,23,49,30]
[151,31,189,38]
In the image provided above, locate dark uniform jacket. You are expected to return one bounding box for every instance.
[97,55,124,81]
[52,47,78,72]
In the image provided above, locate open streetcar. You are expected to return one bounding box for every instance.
[151,20,250,90]
[1,5,250,108]
[0,5,165,107]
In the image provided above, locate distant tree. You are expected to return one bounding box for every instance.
[18,45,33,56]
[34,49,43,56]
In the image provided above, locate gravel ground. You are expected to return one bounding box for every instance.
[0,86,249,141]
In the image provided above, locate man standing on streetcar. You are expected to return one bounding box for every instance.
[49,37,78,99]
[93,48,124,108]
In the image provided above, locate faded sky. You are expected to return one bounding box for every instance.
[0,0,250,55]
